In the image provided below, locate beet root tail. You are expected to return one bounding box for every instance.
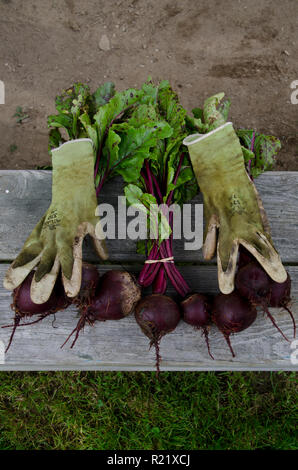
[12,311,54,328]
[154,340,161,378]
[202,328,214,360]
[224,333,236,358]
[61,314,86,349]
[263,305,289,342]
[5,315,21,353]
[283,305,296,339]
[149,338,161,379]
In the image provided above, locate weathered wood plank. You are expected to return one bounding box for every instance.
[0,264,297,371]
[0,170,297,263]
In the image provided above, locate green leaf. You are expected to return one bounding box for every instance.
[48,128,63,150]
[185,114,209,134]
[55,83,91,115]
[192,107,203,120]
[237,129,255,149]
[237,129,280,177]
[159,212,172,242]
[47,114,74,138]
[158,82,186,135]
[124,184,145,207]
[102,129,121,170]
[203,92,230,130]
[112,123,172,183]
[254,134,281,172]
[47,83,93,142]
[141,78,159,105]
[141,193,157,209]
[241,146,255,164]
[94,88,144,148]
[79,113,98,150]
[136,240,148,255]
[128,104,159,128]
[93,82,115,108]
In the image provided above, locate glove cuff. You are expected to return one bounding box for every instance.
[183,122,245,179]
[51,138,94,168]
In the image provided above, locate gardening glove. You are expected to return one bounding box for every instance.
[4,139,108,303]
[183,122,287,294]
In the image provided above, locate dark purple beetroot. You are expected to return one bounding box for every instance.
[62,270,141,348]
[3,272,69,352]
[235,262,271,305]
[235,262,289,341]
[181,293,214,359]
[73,262,100,306]
[212,292,257,357]
[238,246,255,269]
[269,273,296,338]
[135,294,181,375]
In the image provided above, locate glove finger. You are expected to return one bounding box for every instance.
[59,244,75,281]
[59,224,87,298]
[202,214,219,260]
[240,232,287,283]
[12,241,43,269]
[34,247,57,282]
[30,256,60,304]
[3,214,47,290]
[3,252,42,290]
[217,239,239,294]
[12,214,47,268]
[90,221,108,261]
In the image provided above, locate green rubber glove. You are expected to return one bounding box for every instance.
[183,122,287,294]
[4,139,108,303]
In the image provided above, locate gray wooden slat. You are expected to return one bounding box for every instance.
[0,170,297,263]
[0,264,297,371]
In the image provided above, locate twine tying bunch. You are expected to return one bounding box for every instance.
[145,256,174,264]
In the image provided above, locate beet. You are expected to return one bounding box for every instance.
[235,262,271,305]
[181,293,214,359]
[269,273,296,338]
[238,246,255,269]
[212,292,257,357]
[235,262,290,342]
[73,263,100,306]
[135,294,181,375]
[62,270,141,348]
[3,272,69,352]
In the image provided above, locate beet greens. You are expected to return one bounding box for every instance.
[123,81,198,296]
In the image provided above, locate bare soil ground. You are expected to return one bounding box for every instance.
[0,0,297,170]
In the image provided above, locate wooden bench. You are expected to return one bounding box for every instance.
[0,170,297,371]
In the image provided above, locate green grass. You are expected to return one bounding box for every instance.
[0,371,297,450]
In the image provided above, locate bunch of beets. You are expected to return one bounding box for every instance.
[3,251,295,375]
